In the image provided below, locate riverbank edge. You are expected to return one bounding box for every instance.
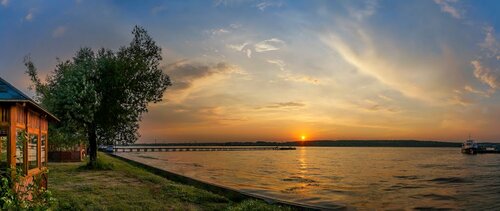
[108,153,344,211]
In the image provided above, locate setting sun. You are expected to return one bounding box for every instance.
[3,0,500,210]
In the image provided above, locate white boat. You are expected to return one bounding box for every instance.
[461,139,478,154]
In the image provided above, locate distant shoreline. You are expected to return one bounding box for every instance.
[134,140,463,148]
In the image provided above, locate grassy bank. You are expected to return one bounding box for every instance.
[48,153,290,211]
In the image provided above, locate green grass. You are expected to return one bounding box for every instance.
[48,153,291,211]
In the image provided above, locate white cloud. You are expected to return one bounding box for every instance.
[25,9,35,21]
[227,42,248,51]
[254,38,285,52]
[210,28,230,36]
[266,59,320,84]
[1,0,9,7]
[434,0,463,19]
[226,42,253,58]
[246,49,252,58]
[443,20,500,105]
[471,26,500,94]
[348,0,378,21]
[214,0,249,7]
[479,26,499,57]
[227,38,284,58]
[464,85,491,97]
[322,26,466,104]
[207,24,242,37]
[256,1,282,11]
[25,13,33,21]
[281,73,321,85]
[52,26,67,38]
[483,27,496,48]
[267,59,285,71]
[471,60,500,90]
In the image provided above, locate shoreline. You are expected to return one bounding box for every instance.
[108,152,345,211]
[49,153,296,210]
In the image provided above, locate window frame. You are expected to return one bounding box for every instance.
[41,133,47,167]
[27,133,38,170]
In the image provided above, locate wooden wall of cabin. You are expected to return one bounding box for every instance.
[0,103,48,177]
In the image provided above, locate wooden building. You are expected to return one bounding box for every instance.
[0,77,58,187]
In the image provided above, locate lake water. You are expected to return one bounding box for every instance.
[116,147,500,210]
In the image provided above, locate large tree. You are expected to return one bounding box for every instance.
[25,26,171,166]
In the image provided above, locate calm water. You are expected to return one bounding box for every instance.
[116,147,500,210]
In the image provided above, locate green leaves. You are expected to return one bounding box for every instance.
[0,169,55,210]
[25,25,171,152]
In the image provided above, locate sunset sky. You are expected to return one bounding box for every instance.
[1,0,500,142]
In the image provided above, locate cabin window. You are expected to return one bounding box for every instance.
[41,134,47,166]
[28,134,38,169]
[16,129,25,172]
[0,128,7,173]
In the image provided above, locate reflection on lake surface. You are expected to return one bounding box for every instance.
[116,147,500,210]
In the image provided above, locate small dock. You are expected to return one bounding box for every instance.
[113,146,296,153]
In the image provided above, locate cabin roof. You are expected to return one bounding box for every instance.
[0,77,59,121]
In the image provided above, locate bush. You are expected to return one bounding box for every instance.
[0,168,56,210]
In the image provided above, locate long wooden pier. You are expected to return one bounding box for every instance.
[113,146,296,153]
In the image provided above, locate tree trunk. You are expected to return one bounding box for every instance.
[88,125,97,167]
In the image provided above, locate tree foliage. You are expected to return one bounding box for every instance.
[25,26,171,165]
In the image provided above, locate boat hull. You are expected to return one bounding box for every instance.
[462,148,500,154]
[461,148,476,154]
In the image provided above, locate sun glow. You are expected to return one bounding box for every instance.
[301,135,306,141]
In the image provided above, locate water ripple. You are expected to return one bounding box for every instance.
[394,175,420,180]
[412,193,457,201]
[282,176,317,183]
[427,177,470,184]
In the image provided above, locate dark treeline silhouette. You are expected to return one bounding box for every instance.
[134,140,462,147]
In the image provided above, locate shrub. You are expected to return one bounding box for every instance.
[0,168,56,210]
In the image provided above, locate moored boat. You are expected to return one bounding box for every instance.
[461,138,500,154]
[461,139,478,154]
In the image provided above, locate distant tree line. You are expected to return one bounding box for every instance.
[134,140,462,147]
